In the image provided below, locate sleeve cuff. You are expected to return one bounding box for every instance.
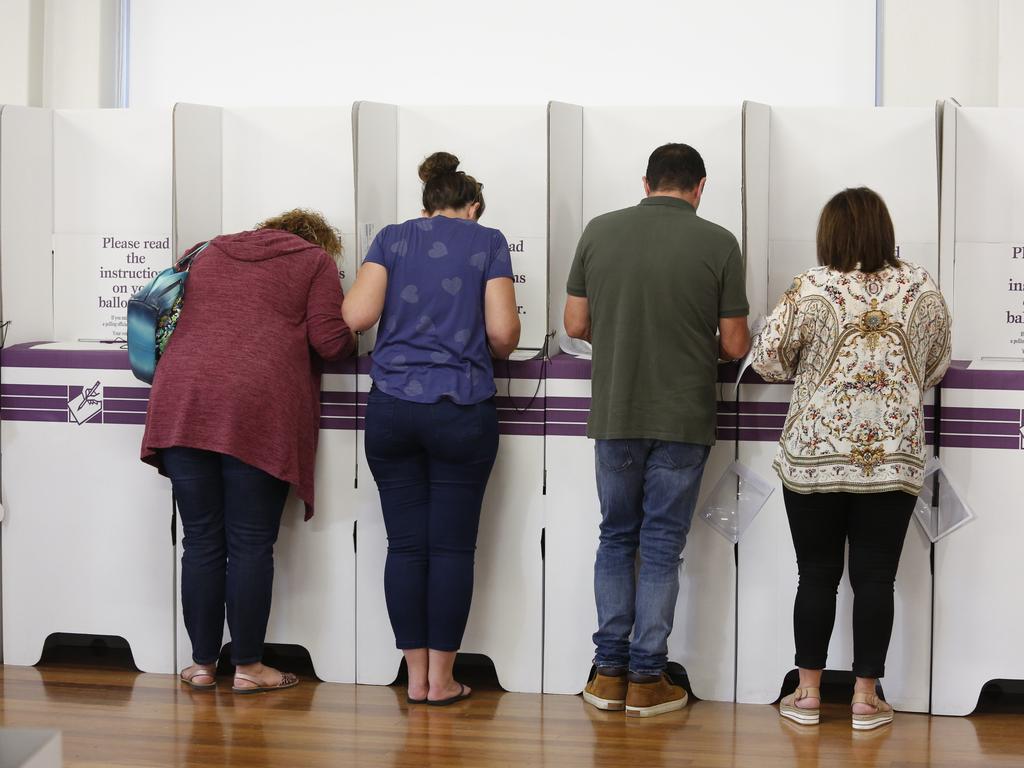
[719,307,749,318]
[566,287,587,298]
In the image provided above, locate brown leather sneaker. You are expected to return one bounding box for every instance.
[625,673,688,718]
[582,669,628,711]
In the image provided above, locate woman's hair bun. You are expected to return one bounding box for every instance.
[418,151,461,183]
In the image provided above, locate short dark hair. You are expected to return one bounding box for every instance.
[816,187,899,273]
[645,143,706,193]
[418,151,485,218]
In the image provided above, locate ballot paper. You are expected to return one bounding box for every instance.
[558,331,592,360]
[734,315,768,388]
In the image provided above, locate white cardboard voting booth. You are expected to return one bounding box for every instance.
[171,104,359,682]
[738,104,940,711]
[0,106,175,673]
[352,102,546,691]
[545,103,743,700]
[931,104,1024,715]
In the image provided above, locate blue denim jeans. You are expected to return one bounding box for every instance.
[592,439,710,676]
[163,447,290,666]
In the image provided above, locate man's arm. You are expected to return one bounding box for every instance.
[719,315,751,360]
[564,295,591,341]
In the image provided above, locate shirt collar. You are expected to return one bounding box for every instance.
[639,196,696,213]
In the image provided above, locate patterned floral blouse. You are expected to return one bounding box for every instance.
[751,263,951,495]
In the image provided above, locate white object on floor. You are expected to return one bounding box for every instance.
[0,729,61,768]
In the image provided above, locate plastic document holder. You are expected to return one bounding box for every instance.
[698,461,775,544]
[914,457,976,543]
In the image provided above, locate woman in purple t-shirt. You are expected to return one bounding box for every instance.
[343,152,520,705]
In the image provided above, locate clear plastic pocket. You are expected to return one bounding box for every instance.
[914,457,976,543]
[698,461,775,544]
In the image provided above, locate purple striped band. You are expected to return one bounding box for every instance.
[942,361,1024,391]
[941,434,1022,450]
[1,396,67,409]
[1,409,68,423]
[941,406,1019,422]
[104,398,148,413]
[0,383,68,397]
[104,386,149,398]
[942,420,1022,436]
[320,417,358,431]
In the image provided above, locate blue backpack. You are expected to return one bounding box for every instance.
[126,241,209,384]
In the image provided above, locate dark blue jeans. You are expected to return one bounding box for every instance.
[162,447,290,666]
[364,388,499,652]
[593,439,710,676]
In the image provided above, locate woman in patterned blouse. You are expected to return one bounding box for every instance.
[752,187,951,731]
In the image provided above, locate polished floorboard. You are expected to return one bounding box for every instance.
[2,661,1023,767]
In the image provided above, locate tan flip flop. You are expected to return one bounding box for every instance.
[852,692,894,730]
[232,671,299,694]
[779,686,821,725]
[179,666,217,690]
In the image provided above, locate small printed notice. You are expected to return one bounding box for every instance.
[953,243,1024,360]
[53,233,172,341]
[505,235,546,352]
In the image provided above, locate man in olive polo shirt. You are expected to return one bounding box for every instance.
[565,143,750,718]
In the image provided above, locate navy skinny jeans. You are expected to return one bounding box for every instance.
[163,447,289,666]
[364,387,499,652]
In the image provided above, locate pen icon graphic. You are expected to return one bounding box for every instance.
[78,381,101,411]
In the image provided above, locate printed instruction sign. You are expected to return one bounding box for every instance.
[505,235,546,353]
[953,243,1024,360]
[53,233,172,341]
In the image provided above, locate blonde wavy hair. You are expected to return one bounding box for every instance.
[256,208,343,259]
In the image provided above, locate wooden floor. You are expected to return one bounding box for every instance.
[2,663,1024,767]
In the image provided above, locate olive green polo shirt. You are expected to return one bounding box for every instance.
[567,196,749,445]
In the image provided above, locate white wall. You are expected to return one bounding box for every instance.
[882,0,1024,107]
[997,0,1024,105]
[128,0,876,107]
[0,0,44,105]
[42,0,119,108]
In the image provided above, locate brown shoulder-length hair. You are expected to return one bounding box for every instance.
[256,208,342,260]
[816,187,899,273]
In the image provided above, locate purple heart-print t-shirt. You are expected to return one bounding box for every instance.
[364,215,514,404]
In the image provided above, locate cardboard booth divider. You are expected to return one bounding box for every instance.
[741,101,770,319]
[172,103,223,259]
[735,105,942,711]
[0,96,1021,707]
[1,107,175,673]
[544,103,744,700]
[353,102,549,358]
[932,102,1024,714]
[0,106,54,345]
[546,101,584,356]
[351,102,548,691]
[942,105,1024,361]
[172,103,359,682]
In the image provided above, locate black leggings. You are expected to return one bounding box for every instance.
[783,487,915,679]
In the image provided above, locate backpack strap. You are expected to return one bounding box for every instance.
[174,240,211,272]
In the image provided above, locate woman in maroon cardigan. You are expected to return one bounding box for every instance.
[141,209,355,693]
